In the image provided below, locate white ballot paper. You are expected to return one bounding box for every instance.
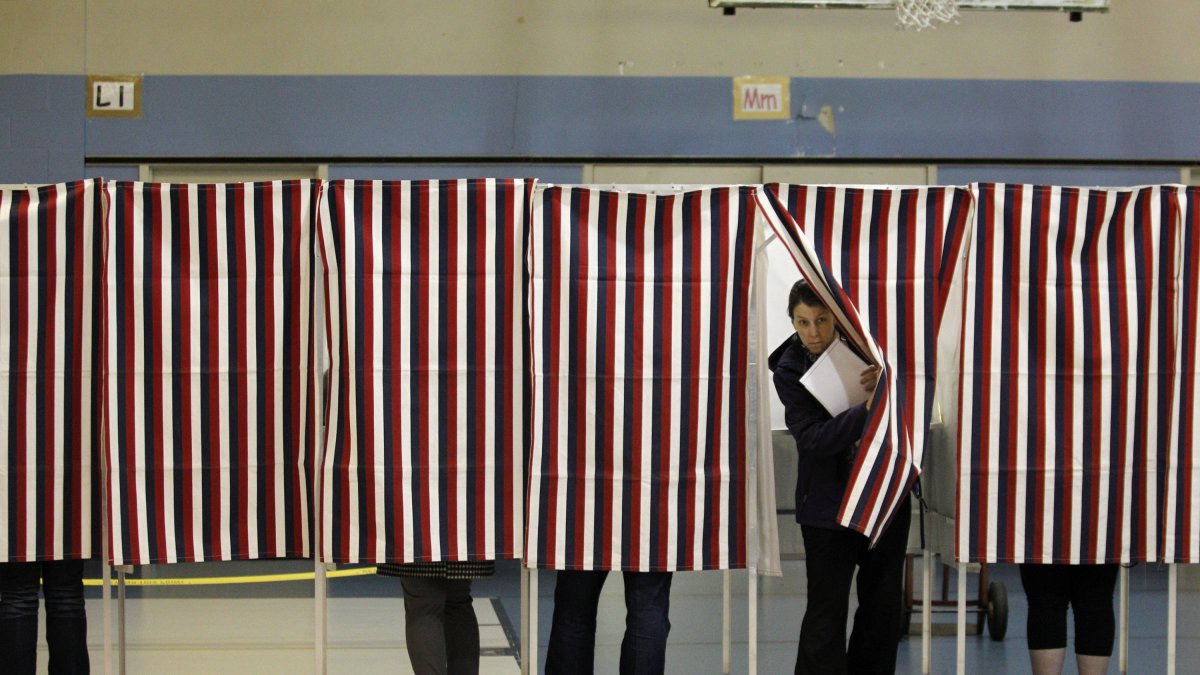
[799,339,873,416]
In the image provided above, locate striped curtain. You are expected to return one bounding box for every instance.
[525,186,752,572]
[756,188,916,544]
[957,183,1178,564]
[317,179,531,564]
[1164,187,1198,563]
[0,180,104,562]
[105,181,318,565]
[765,185,973,486]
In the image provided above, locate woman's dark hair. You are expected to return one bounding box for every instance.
[787,280,825,318]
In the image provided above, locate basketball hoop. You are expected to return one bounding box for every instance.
[895,0,959,29]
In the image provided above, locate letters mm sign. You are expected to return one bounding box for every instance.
[733,76,789,120]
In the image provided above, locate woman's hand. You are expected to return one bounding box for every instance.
[861,364,882,410]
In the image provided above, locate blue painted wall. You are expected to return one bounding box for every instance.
[328,164,583,184]
[3,74,1197,184]
[937,165,1183,188]
[0,76,86,184]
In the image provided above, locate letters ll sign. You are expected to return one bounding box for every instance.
[87,75,142,118]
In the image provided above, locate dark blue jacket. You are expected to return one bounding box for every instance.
[769,333,869,530]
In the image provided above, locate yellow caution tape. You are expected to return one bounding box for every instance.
[82,566,378,587]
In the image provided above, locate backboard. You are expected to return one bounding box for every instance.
[709,1,1108,10]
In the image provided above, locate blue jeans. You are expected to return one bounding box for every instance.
[546,570,672,675]
[0,559,90,674]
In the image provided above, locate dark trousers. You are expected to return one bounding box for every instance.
[546,570,673,675]
[1019,563,1118,656]
[0,559,90,675]
[796,496,910,675]
[400,576,480,675]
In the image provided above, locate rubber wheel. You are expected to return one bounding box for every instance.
[986,580,1008,641]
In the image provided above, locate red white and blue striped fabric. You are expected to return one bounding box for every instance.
[525,185,752,572]
[1163,186,1198,564]
[765,184,973,526]
[316,179,531,564]
[0,180,104,562]
[957,183,1178,564]
[756,187,934,545]
[105,181,318,565]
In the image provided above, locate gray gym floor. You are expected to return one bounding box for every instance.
[54,556,1192,673]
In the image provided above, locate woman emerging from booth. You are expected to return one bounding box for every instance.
[769,280,910,675]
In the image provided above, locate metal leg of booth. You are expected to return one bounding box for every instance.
[956,562,966,675]
[520,567,530,675]
[529,569,539,675]
[923,550,933,674]
[314,560,328,674]
[1167,565,1176,675]
[117,566,127,675]
[722,571,730,674]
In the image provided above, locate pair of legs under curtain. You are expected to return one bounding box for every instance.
[1019,562,1118,675]
[796,494,910,675]
[399,576,481,675]
[546,570,673,675]
[0,559,90,675]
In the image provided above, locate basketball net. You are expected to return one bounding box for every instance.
[895,0,959,29]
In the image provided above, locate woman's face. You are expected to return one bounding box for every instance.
[791,302,836,355]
